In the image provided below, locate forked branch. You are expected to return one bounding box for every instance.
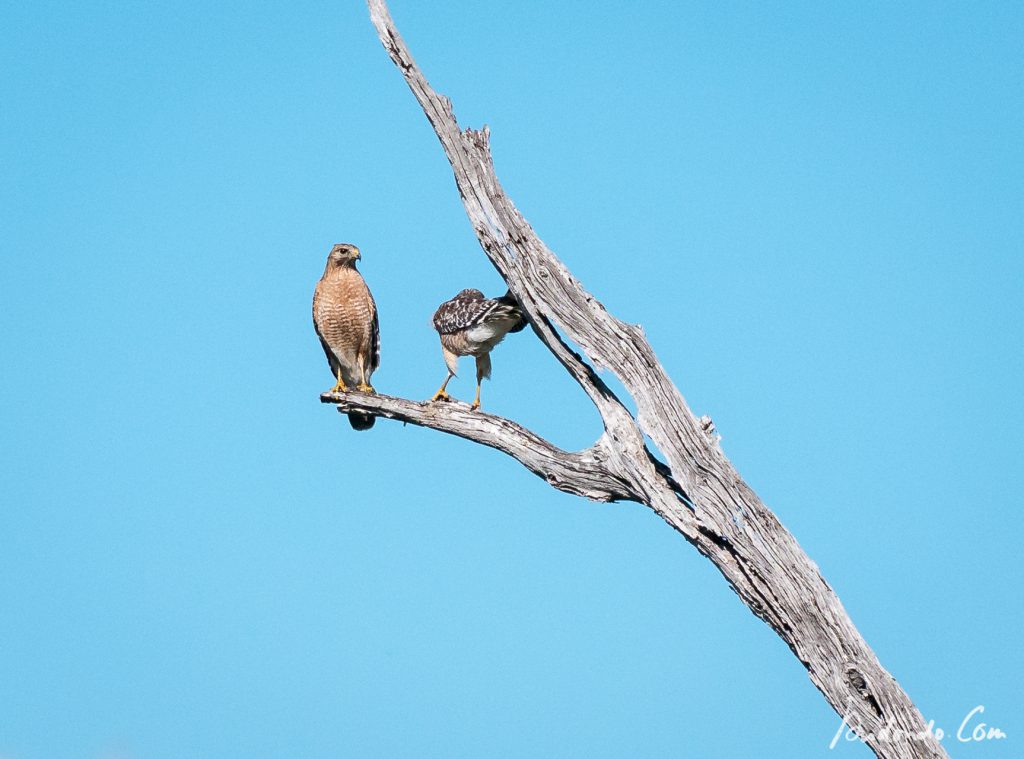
[343,3,949,757]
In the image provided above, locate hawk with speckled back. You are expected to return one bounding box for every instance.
[313,243,379,430]
[431,288,526,409]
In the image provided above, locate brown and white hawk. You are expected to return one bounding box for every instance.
[313,243,379,430]
[431,288,526,410]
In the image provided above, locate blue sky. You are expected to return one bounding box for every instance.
[1,1,1021,757]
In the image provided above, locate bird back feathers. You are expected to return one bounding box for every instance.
[433,288,526,335]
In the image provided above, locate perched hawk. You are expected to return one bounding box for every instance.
[313,243,379,431]
[431,288,526,410]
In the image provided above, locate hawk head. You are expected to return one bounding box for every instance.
[327,243,361,269]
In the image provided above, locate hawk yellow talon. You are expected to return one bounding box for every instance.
[431,389,452,402]
[357,383,376,394]
[330,379,349,393]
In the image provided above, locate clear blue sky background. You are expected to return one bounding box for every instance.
[2,2,1021,757]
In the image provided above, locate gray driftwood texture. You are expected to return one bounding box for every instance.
[323,3,950,757]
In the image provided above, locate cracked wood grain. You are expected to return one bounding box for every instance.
[347,3,948,757]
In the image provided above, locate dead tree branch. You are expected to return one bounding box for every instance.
[321,391,637,502]
[341,3,948,757]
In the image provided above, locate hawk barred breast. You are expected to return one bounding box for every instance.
[431,288,526,410]
[312,243,379,431]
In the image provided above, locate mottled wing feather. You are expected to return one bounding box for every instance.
[433,296,486,334]
[433,291,524,334]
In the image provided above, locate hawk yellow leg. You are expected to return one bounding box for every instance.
[357,365,375,394]
[471,357,486,411]
[431,372,454,402]
[330,368,349,394]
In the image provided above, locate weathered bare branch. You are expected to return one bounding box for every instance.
[321,391,637,503]
[356,2,948,757]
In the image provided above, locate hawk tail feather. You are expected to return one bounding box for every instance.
[496,290,528,333]
[348,411,375,431]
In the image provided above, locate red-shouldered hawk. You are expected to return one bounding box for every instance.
[430,288,526,410]
[313,243,379,431]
